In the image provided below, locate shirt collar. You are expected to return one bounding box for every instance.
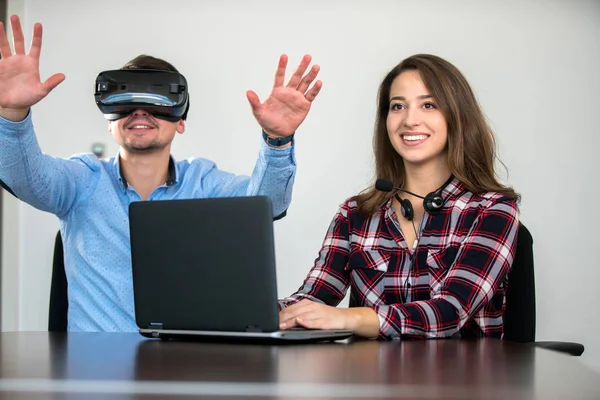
[439,175,466,201]
[382,175,466,214]
[114,153,178,189]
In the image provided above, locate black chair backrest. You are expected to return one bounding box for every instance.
[3,179,69,332]
[503,222,536,342]
[48,231,68,332]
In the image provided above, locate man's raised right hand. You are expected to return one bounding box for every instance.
[0,15,65,122]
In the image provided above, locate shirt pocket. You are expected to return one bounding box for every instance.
[425,245,459,295]
[347,247,390,272]
[346,247,389,305]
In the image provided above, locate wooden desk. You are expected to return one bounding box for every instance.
[0,332,598,399]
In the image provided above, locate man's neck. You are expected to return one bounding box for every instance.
[119,149,171,200]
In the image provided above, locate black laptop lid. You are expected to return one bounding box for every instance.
[128,196,280,332]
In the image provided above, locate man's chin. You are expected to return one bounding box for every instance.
[122,142,166,154]
[123,147,160,155]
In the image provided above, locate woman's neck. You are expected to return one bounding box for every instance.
[403,158,452,196]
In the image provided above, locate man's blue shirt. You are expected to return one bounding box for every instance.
[0,113,296,331]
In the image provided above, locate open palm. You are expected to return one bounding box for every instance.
[0,15,64,111]
[246,54,322,138]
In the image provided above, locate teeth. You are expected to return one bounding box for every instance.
[403,135,427,141]
[131,125,151,129]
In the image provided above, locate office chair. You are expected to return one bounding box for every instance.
[503,223,584,356]
[348,223,585,356]
[1,180,69,331]
[48,231,68,332]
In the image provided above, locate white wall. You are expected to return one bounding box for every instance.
[2,0,599,372]
[1,0,24,335]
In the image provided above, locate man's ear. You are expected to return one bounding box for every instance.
[176,120,186,134]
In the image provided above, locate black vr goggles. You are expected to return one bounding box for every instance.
[94,69,189,122]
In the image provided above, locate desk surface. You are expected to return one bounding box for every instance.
[0,332,598,399]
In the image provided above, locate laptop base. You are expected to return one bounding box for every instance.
[139,328,353,344]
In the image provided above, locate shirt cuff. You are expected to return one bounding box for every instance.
[259,136,296,167]
[372,304,407,340]
[0,109,33,137]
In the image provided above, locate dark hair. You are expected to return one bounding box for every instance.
[357,54,520,215]
[121,55,189,120]
[121,54,179,72]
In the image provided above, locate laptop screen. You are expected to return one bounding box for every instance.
[128,196,280,333]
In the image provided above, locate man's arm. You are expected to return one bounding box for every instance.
[233,53,322,217]
[0,113,96,217]
[0,16,82,215]
[201,138,294,217]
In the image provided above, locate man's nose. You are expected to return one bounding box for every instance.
[131,109,150,117]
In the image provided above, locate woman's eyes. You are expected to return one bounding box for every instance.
[389,102,437,111]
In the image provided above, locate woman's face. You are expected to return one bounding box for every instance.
[386,70,448,168]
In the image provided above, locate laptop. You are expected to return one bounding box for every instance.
[128,196,353,343]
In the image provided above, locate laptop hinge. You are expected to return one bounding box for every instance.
[245,325,263,332]
[148,322,164,330]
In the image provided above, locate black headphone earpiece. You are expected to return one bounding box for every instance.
[423,191,444,214]
[400,199,415,221]
[395,195,415,221]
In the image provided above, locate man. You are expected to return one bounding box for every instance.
[0,15,322,331]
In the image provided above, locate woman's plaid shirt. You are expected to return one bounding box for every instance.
[279,178,519,340]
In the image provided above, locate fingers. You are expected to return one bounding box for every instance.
[279,299,314,329]
[305,80,323,102]
[245,90,261,113]
[0,21,11,59]
[28,22,43,59]
[42,73,66,94]
[297,317,328,330]
[286,54,312,89]
[10,15,26,55]
[279,300,345,331]
[279,317,298,330]
[280,309,318,330]
[276,54,322,102]
[273,54,288,88]
[296,64,320,94]
[0,16,44,59]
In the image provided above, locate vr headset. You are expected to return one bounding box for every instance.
[94,69,189,122]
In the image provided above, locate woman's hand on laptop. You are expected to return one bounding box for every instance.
[279,299,380,338]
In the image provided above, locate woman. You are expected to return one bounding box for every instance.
[278,54,520,340]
